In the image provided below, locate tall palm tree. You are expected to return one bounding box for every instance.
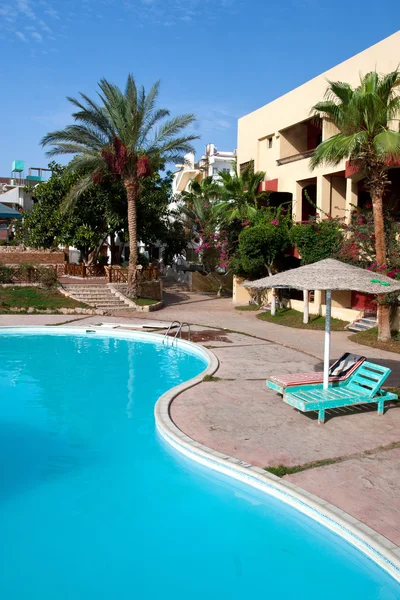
[214,166,266,223]
[41,75,197,297]
[311,70,400,341]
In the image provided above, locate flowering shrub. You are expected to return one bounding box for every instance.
[289,218,344,265]
[233,209,291,278]
[194,226,230,272]
[339,205,400,270]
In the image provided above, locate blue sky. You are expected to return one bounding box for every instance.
[0,0,399,175]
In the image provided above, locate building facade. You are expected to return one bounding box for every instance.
[236,31,400,320]
[237,31,400,225]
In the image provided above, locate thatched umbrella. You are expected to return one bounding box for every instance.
[242,259,400,390]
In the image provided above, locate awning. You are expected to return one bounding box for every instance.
[0,203,22,219]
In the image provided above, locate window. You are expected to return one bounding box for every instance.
[268,137,273,149]
[239,160,254,174]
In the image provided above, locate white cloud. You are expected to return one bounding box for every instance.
[38,19,52,33]
[17,0,35,19]
[16,30,27,42]
[44,7,59,19]
[32,31,43,42]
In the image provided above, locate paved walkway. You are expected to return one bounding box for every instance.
[116,290,400,385]
[1,292,400,545]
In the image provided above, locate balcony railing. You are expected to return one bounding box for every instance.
[277,149,315,166]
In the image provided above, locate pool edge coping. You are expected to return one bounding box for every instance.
[2,326,399,584]
[154,342,400,584]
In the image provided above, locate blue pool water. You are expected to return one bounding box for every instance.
[0,329,399,599]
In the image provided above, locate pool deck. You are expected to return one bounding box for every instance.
[1,291,400,547]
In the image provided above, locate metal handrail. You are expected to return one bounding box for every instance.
[173,322,191,343]
[163,321,181,345]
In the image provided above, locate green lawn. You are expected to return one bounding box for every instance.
[257,308,348,331]
[234,304,261,311]
[133,298,159,306]
[0,287,87,312]
[349,327,400,354]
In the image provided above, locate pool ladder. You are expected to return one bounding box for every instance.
[163,321,191,345]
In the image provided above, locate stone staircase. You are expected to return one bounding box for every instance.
[347,316,378,333]
[62,284,134,311]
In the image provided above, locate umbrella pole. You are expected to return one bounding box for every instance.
[323,290,332,391]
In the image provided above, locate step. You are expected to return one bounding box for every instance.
[64,288,109,293]
[348,324,371,332]
[65,293,112,297]
[93,303,129,309]
[63,286,108,291]
[89,298,128,304]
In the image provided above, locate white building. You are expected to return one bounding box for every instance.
[0,179,35,212]
[172,143,236,195]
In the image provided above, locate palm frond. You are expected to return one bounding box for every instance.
[61,174,94,212]
[374,129,400,157]
[310,132,367,169]
[43,74,198,177]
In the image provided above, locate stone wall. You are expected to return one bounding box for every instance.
[0,247,66,265]
[112,280,163,301]
[191,271,233,294]
[138,280,163,301]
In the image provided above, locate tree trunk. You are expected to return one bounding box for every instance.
[125,177,139,298]
[371,191,391,342]
[378,301,391,342]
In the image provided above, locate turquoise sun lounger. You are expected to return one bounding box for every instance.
[283,361,398,424]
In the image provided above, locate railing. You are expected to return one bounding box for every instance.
[105,266,128,283]
[276,149,315,166]
[141,266,158,281]
[65,263,85,277]
[65,263,105,278]
[105,265,158,284]
[2,265,58,283]
[163,321,191,345]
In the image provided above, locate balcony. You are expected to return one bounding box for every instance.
[276,149,315,166]
[278,118,322,167]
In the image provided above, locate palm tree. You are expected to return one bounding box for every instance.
[311,70,400,341]
[213,166,266,223]
[180,176,221,209]
[179,176,220,235]
[41,75,197,297]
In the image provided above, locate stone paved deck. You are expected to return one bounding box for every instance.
[1,293,400,545]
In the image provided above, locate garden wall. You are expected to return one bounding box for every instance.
[138,280,163,300]
[0,248,66,265]
[112,280,163,301]
[190,271,233,294]
[232,276,253,304]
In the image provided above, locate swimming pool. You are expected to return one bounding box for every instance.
[0,328,399,599]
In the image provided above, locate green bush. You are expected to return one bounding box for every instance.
[97,254,109,267]
[289,220,344,265]
[138,252,150,268]
[234,219,290,278]
[0,265,14,283]
[38,267,58,289]
[17,263,36,282]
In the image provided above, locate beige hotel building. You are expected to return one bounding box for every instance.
[235,31,400,319]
